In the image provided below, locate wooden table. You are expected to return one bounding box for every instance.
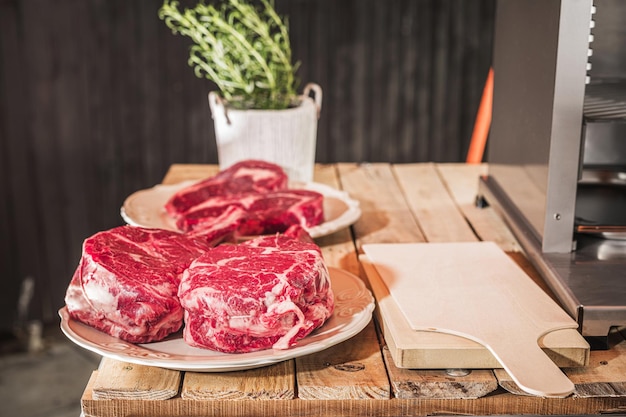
[80,163,626,416]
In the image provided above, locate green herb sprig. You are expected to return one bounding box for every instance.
[159,0,299,110]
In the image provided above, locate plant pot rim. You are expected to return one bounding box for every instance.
[211,94,304,112]
[208,83,322,118]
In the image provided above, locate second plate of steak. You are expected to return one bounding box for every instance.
[179,234,335,353]
[165,160,289,218]
[176,189,324,236]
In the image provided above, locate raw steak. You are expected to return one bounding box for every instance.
[186,205,247,246]
[179,234,334,353]
[176,189,324,236]
[165,160,288,218]
[64,226,211,343]
[282,224,316,244]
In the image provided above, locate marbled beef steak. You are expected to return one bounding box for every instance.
[179,233,335,353]
[165,159,288,219]
[164,160,324,239]
[64,226,211,343]
[176,188,324,236]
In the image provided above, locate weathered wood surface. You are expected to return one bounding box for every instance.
[82,377,626,417]
[295,322,389,400]
[485,164,548,236]
[436,163,521,252]
[394,163,478,243]
[295,163,389,401]
[182,361,295,400]
[336,163,426,245]
[80,163,626,416]
[382,349,499,400]
[92,358,181,400]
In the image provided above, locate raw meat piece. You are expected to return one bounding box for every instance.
[237,189,324,236]
[179,234,334,353]
[186,205,246,246]
[165,160,288,218]
[64,226,211,343]
[282,224,315,244]
[176,189,324,236]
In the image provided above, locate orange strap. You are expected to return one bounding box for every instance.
[466,67,494,164]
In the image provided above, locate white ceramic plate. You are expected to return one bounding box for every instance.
[120,181,361,238]
[59,267,374,372]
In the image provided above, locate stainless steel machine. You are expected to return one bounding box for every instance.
[478,0,626,348]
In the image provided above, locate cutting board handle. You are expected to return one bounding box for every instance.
[488,334,575,398]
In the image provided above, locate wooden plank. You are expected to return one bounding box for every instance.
[92,358,180,400]
[182,361,295,400]
[433,163,488,208]
[313,164,361,275]
[161,164,219,185]
[436,163,521,252]
[360,256,588,370]
[20,0,77,324]
[81,390,626,417]
[393,163,478,243]
[485,164,548,236]
[296,163,389,400]
[0,0,39,329]
[382,347,498,399]
[84,361,626,416]
[336,163,425,246]
[296,322,389,400]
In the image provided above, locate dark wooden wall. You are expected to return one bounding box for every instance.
[0,0,495,331]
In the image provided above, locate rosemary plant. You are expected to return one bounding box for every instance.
[159,0,299,110]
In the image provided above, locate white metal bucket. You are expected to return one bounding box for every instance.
[209,83,322,183]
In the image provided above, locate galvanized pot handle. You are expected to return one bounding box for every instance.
[303,83,323,119]
[208,91,231,125]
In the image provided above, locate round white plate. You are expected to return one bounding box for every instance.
[120,181,361,238]
[59,267,374,372]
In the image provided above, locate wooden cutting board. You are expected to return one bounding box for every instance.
[362,241,579,398]
[360,256,589,371]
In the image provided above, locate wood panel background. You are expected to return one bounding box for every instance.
[0,0,495,331]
